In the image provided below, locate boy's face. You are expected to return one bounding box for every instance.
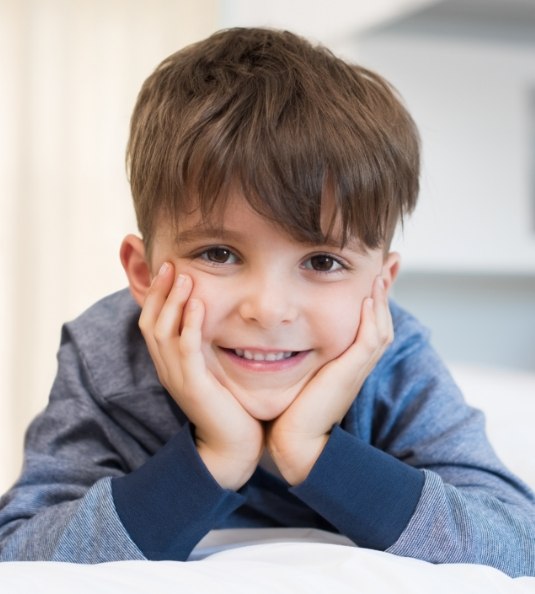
[130,192,399,421]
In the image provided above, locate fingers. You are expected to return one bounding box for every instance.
[138,262,175,337]
[355,276,394,357]
[178,298,209,387]
[373,276,394,344]
[140,264,192,338]
[316,275,393,408]
[138,263,173,375]
[154,271,194,341]
[138,263,195,387]
[179,298,204,354]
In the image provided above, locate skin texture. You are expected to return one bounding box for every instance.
[120,193,399,489]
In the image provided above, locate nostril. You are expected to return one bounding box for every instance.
[238,295,296,328]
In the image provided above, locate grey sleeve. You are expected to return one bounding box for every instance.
[387,470,535,577]
[0,315,244,563]
[0,321,243,562]
[0,479,144,562]
[0,329,147,562]
[371,334,535,577]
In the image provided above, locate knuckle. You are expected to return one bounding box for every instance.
[152,324,167,345]
[178,335,195,357]
[380,332,392,347]
[138,316,149,335]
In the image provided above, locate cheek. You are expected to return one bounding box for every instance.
[316,293,363,358]
[185,274,230,341]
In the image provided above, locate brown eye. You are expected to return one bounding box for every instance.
[200,247,238,264]
[306,254,342,272]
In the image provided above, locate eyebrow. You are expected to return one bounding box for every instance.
[174,226,244,245]
[174,224,367,254]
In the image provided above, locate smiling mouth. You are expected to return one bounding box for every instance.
[229,348,299,362]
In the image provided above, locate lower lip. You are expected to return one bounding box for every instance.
[220,348,310,372]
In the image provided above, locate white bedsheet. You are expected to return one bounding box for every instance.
[1,533,534,594]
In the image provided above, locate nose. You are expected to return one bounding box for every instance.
[238,275,298,329]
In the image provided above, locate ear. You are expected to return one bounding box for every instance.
[381,252,401,294]
[119,234,152,307]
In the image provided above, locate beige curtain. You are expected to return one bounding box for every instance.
[0,0,218,493]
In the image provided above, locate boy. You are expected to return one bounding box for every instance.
[0,27,534,576]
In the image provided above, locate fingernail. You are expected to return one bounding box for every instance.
[175,274,186,287]
[188,298,199,311]
[377,277,385,290]
[158,262,169,276]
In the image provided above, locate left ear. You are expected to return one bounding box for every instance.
[381,252,401,294]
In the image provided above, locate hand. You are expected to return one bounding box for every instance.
[267,276,394,485]
[139,263,264,490]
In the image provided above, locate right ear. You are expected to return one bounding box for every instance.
[119,234,152,307]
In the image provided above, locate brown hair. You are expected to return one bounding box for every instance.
[127,27,420,255]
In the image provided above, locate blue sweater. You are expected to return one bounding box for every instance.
[0,290,534,576]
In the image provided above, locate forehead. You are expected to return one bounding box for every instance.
[156,193,366,255]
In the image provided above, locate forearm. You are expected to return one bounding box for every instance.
[0,479,143,562]
[290,425,424,550]
[387,471,535,578]
[1,424,244,563]
[112,423,244,560]
[290,426,535,577]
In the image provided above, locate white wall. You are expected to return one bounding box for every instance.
[355,11,535,372]
[0,0,218,493]
[359,33,535,274]
[220,0,435,55]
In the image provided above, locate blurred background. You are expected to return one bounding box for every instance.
[1,0,534,492]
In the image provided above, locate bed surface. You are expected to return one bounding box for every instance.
[1,534,534,593]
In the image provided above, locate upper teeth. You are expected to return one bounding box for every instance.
[234,349,294,362]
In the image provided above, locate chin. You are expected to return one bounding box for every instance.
[237,390,298,421]
[248,408,286,422]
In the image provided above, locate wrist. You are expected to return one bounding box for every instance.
[268,434,328,486]
[197,442,260,491]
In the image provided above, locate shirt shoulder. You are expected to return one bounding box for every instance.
[61,288,160,399]
[386,299,432,365]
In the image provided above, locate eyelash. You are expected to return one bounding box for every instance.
[194,246,348,275]
[301,254,347,274]
[196,246,241,265]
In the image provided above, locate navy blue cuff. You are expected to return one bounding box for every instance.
[112,424,244,560]
[290,425,424,550]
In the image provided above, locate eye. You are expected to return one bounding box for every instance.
[303,254,345,273]
[199,246,239,265]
